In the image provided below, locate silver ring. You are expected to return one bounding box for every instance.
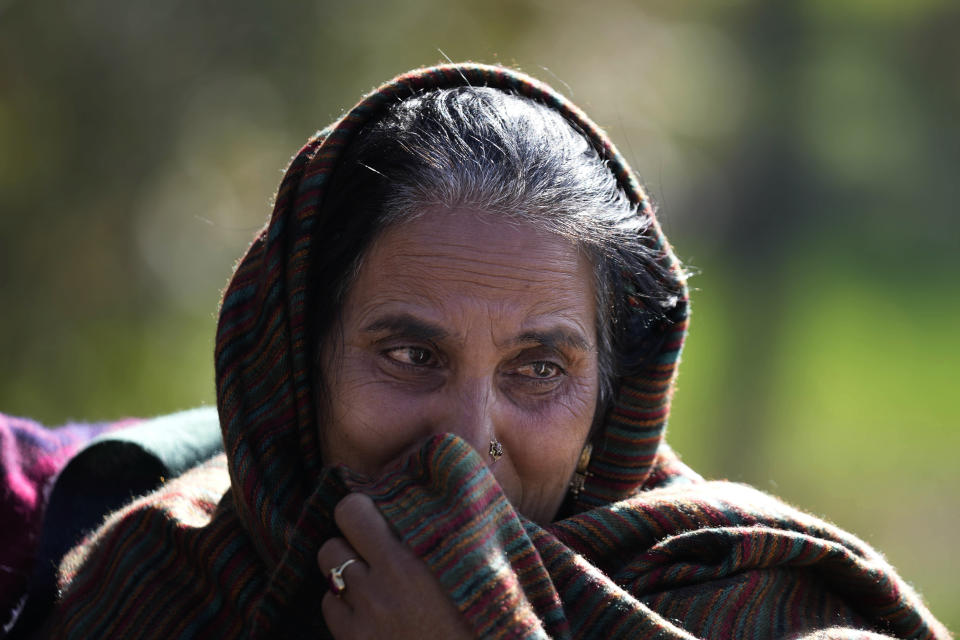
[328,558,358,596]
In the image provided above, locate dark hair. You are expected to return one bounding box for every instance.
[310,87,680,432]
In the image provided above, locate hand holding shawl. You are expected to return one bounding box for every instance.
[316,492,473,639]
[49,434,948,639]
[338,434,949,640]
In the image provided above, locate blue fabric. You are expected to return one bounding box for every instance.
[8,408,222,639]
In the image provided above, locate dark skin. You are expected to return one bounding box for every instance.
[314,208,599,638]
[317,494,472,639]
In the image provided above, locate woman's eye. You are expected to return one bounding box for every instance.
[384,346,435,367]
[514,361,563,380]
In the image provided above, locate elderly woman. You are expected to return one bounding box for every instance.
[39,64,947,639]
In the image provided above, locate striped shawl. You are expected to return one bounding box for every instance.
[47,63,950,639]
[50,436,947,638]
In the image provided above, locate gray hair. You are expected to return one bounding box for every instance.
[313,87,677,426]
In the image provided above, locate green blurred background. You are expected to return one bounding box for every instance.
[1,0,956,627]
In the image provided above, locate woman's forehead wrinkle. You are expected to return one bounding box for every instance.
[339,207,597,354]
[373,245,587,296]
[361,259,590,318]
[387,248,581,280]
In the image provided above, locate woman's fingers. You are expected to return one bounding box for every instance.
[320,493,473,639]
[317,536,368,602]
[317,536,366,578]
[333,493,399,567]
[321,585,351,628]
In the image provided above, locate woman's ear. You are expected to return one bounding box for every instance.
[567,442,593,501]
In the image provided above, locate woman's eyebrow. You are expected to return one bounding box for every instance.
[362,314,448,341]
[511,329,591,352]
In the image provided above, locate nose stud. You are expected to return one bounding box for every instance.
[488,439,503,461]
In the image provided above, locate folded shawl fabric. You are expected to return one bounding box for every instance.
[0,413,139,633]
[45,63,950,639]
[5,408,222,638]
[50,436,947,639]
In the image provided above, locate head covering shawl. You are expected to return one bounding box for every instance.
[47,63,949,640]
[215,62,689,569]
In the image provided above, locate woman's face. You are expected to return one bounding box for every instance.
[320,207,599,524]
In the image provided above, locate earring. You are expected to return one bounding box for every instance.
[568,443,593,500]
[488,439,503,461]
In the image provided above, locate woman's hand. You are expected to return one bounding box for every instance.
[318,493,473,640]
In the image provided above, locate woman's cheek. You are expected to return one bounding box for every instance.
[325,363,429,475]
[517,377,597,519]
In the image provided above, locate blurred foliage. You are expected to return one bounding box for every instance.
[1,0,957,627]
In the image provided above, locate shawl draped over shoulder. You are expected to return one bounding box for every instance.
[46,64,950,639]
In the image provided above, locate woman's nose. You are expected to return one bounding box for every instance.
[436,378,499,457]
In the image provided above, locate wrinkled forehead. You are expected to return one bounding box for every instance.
[340,207,598,340]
